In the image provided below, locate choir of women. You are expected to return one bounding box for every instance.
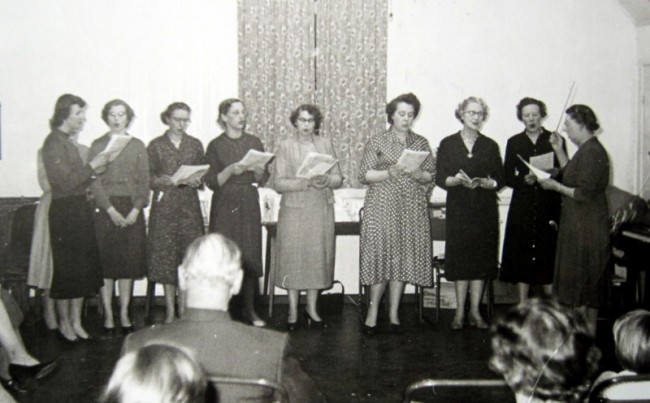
[34,92,613,342]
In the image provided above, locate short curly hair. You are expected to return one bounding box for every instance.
[613,309,650,374]
[289,104,323,134]
[454,96,489,124]
[160,102,191,125]
[489,298,601,402]
[385,93,420,125]
[516,97,547,121]
[101,99,135,127]
[566,104,600,133]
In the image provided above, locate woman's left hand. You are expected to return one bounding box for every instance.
[309,174,331,189]
[184,172,204,188]
[123,208,139,226]
[251,166,266,176]
[408,169,428,183]
[538,177,558,191]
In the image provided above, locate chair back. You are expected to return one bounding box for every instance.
[403,378,510,403]
[208,376,289,403]
[428,202,446,242]
[589,374,650,403]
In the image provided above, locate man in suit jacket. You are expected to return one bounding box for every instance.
[122,233,325,403]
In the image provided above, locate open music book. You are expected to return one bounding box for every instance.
[296,152,338,179]
[238,149,274,171]
[98,134,132,162]
[170,164,210,186]
[517,155,551,180]
[396,149,430,172]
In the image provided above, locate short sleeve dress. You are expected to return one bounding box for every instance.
[553,137,610,308]
[27,150,54,290]
[435,132,504,281]
[359,129,436,287]
[147,132,205,285]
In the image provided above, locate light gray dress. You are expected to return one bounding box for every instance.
[273,135,340,290]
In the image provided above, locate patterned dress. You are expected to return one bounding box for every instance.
[273,135,341,290]
[500,129,562,285]
[204,132,269,278]
[359,129,435,287]
[553,137,610,308]
[147,132,205,285]
[435,132,504,281]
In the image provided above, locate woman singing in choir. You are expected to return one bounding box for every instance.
[147,102,205,323]
[89,99,149,335]
[273,104,342,331]
[538,104,610,335]
[359,93,435,336]
[204,98,268,327]
[435,97,503,330]
[500,98,564,302]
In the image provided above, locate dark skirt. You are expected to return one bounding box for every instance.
[94,196,146,279]
[49,195,103,299]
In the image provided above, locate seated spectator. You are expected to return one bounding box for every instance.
[122,233,325,403]
[591,309,650,400]
[99,343,206,403]
[489,297,601,403]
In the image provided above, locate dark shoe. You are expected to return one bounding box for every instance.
[0,377,28,396]
[76,334,93,342]
[286,321,298,332]
[388,323,405,334]
[121,325,135,335]
[302,310,329,329]
[468,316,489,329]
[362,324,378,337]
[450,317,464,330]
[103,326,117,336]
[56,331,78,344]
[9,361,58,382]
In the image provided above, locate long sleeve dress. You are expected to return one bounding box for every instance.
[435,132,504,281]
[553,137,610,308]
[42,129,103,299]
[89,133,149,279]
[500,129,563,285]
[273,135,341,290]
[147,132,205,285]
[359,129,435,287]
[204,132,269,279]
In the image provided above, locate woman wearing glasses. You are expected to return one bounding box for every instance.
[147,102,205,323]
[435,97,504,330]
[272,104,342,331]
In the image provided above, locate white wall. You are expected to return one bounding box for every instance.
[0,0,238,197]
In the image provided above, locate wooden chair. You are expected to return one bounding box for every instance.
[589,374,650,403]
[208,375,289,403]
[402,378,510,403]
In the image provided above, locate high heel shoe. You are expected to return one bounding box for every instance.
[388,323,404,335]
[362,324,378,337]
[9,361,57,382]
[450,318,464,331]
[302,310,328,329]
[0,377,28,396]
[468,316,489,329]
[121,325,134,335]
[286,320,298,332]
[56,331,78,344]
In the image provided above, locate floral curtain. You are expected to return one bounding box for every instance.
[239,0,388,188]
[238,0,316,153]
[314,0,387,188]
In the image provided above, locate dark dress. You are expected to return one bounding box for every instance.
[435,132,504,281]
[147,132,205,285]
[554,137,610,308]
[500,129,562,285]
[42,129,103,299]
[359,129,435,287]
[89,134,149,279]
[204,132,269,278]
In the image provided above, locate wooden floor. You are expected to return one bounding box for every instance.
[15,299,622,403]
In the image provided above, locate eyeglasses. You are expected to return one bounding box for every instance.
[298,118,315,123]
[171,117,191,124]
[109,112,127,118]
[464,111,485,118]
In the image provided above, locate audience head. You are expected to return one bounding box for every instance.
[489,298,601,402]
[217,98,245,131]
[613,309,650,374]
[565,104,600,133]
[178,233,243,310]
[290,104,323,133]
[160,102,192,126]
[386,93,421,125]
[101,99,136,127]
[455,96,489,124]
[516,97,547,121]
[50,93,87,131]
[99,343,207,403]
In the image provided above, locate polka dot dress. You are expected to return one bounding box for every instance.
[359,129,435,287]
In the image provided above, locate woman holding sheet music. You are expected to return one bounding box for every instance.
[538,104,610,335]
[500,98,564,303]
[204,98,269,327]
[147,102,205,323]
[273,104,342,331]
[89,99,149,335]
[359,93,435,336]
[435,96,504,330]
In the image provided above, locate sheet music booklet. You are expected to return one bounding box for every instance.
[238,149,274,171]
[517,155,551,180]
[396,149,430,172]
[296,152,338,179]
[99,134,132,162]
[170,164,210,186]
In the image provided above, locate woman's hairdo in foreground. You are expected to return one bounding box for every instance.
[50,94,86,130]
[290,104,323,133]
[566,104,600,133]
[516,97,547,121]
[160,102,192,125]
[101,99,136,127]
[489,298,601,402]
[454,96,489,123]
[386,93,420,125]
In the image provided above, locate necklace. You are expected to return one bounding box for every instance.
[461,135,477,158]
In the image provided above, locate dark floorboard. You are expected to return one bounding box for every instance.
[14,300,624,403]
